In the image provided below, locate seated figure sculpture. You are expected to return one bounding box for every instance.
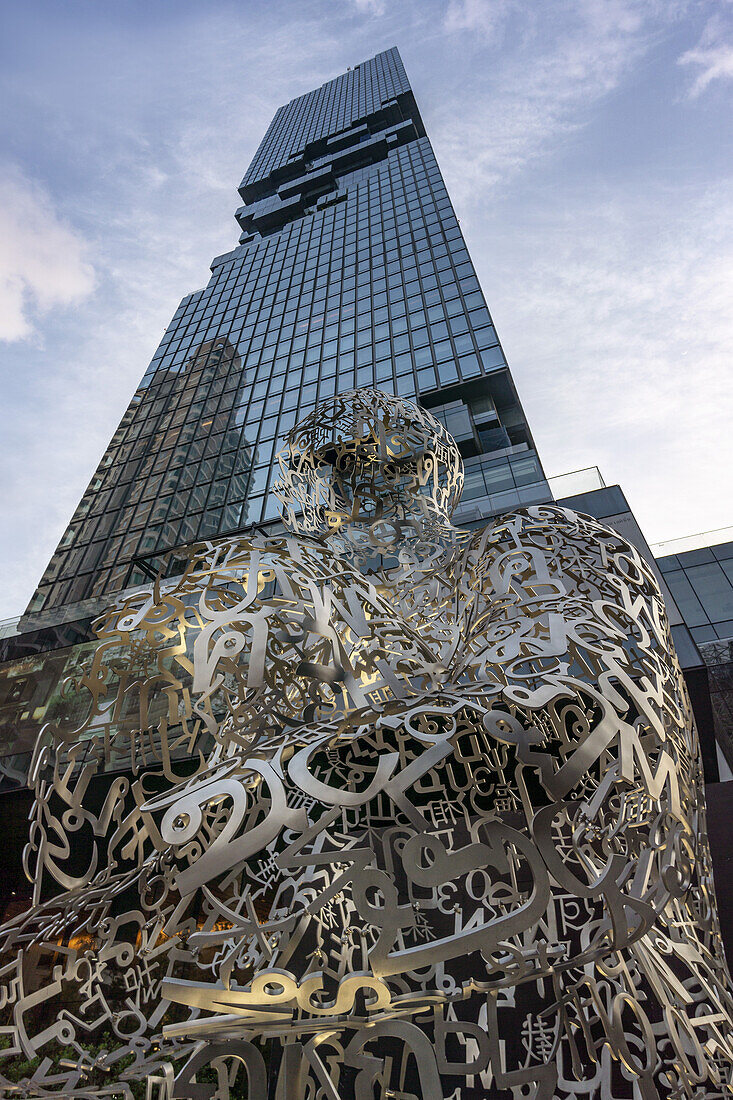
[1,387,733,1099]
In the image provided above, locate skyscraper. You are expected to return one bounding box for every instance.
[3,47,733,1100]
[24,47,549,627]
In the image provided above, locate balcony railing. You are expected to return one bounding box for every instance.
[548,466,606,499]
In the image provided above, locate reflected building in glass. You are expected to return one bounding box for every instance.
[28,335,257,618]
[24,47,549,627]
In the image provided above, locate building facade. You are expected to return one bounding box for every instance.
[24,47,549,630]
[657,538,733,775]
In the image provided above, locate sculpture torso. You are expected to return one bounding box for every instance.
[3,388,733,1100]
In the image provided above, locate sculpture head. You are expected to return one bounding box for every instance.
[273,387,463,538]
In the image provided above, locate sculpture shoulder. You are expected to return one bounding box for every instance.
[456,506,678,702]
[96,532,380,642]
[464,504,665,609]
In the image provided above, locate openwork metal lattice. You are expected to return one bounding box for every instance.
[2,389,732,1098]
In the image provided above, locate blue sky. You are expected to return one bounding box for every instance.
[0,0,731,619]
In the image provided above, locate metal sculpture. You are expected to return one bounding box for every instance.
[1,387,732,1098]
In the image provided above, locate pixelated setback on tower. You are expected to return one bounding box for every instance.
[27,47,548,622]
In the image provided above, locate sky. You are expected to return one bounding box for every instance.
[0,0,731,620]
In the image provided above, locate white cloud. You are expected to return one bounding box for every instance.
[0,6,347,618]
[0,165,95,341]
[679,11,733,96]
[475,182,733,541]
[433,0,668,211]
[444,0,507,37]
[350,0,387,15]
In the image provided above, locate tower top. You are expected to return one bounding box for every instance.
[240,47,423,200]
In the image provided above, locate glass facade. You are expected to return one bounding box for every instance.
[657,540,733,773]
[24,47,548,626]
[658,541,733,645]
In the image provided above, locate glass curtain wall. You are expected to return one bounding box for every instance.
[25,48,548,625]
